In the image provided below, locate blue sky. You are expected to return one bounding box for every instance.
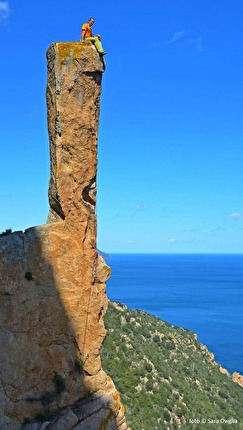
[0,0,242,253]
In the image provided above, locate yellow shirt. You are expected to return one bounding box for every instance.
[82,23,92,38]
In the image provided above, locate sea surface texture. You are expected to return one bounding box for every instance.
[106,254,243,374]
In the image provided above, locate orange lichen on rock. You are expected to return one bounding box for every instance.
[55,41,103,71]
[232,372,243,387]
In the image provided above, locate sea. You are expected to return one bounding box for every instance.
[106,253,243,375]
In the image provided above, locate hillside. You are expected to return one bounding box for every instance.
[101,302,243,430]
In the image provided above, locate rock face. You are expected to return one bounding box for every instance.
[0,42,128,429]
[232,372,243,387]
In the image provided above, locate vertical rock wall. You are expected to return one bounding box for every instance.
[0,42,128,430]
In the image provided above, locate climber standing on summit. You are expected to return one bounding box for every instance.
[81,17,107,56]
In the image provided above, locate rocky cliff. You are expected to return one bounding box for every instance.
[0,42,128,430]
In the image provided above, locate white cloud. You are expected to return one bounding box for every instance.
[169,31,186,44]
[166,31,203,53]
[0,1,10,23]
[228,212,243,219]
[188,37,203,53]
[149,42,162,49]
[167,238,178,243]
[136,203,150,211]
[167,237,195,244]
[131,203,150,218]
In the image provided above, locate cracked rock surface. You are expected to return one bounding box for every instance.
[0,42,129,430]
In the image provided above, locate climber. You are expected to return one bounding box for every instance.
[81,17,107,56]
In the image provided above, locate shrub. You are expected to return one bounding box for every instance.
[144,362,153,373]
[25,272,33,281]
[163,410,171,422]
[153,334,161,343]
[53,372,66,393]
[0,229,12,237]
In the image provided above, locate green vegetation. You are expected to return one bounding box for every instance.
[22,417,31,425]
[34,411,51,422]
[0,229,12,237]
[53,372,66,393]
[101,302,243,430]
[25,272,33,281]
